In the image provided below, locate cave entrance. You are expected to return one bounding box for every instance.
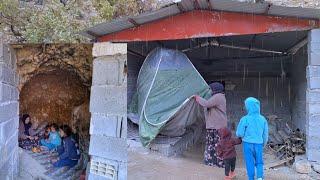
[13,44,93,179]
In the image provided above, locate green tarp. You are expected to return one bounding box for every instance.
[128,48,212,146]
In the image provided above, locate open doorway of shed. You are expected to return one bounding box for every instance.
[13,44,93,179]
[127,30,308,168]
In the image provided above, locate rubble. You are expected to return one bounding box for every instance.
[267,115,306,165]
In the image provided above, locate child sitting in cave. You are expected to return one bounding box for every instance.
[40,123,62,151]
[51,125,80,168]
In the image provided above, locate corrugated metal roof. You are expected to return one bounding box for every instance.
[82,0,320,39]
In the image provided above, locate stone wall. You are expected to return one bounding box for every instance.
[0,34,19,179]
[306,29,320,163]
[88,42,127,180]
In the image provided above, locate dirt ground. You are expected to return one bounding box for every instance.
[128,142,317,180]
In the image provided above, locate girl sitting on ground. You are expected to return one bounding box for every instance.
[40,123,62,151]
[52,125,80,168]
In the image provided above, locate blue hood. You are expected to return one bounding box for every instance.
[245,97,260,115]
[236,97,268,145]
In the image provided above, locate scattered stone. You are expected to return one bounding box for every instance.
[294,157,312,174]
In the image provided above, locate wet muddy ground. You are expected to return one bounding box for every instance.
[128,142,314,180]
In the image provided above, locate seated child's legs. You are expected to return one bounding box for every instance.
[40,139,56,150]
[53,158,78,168]
[254,144,264,179]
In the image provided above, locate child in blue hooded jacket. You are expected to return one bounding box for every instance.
[40,123,62,151]
[236,97,268,180]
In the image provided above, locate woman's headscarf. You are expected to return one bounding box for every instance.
[209,82,224,95]
[22,114,31,136]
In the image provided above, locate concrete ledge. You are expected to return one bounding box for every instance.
[93,42,127,57]
[89,135,127,162]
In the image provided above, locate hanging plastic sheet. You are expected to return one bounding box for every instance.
[128,48,212,146]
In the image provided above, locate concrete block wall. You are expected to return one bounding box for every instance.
[127,54,144,106]
[224,77,291,126]
[0,34,20,179]
[88,42,127,180]
[291,46,308,132]
[306,29,320,163]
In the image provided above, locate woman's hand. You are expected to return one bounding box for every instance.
[194,95,200,103]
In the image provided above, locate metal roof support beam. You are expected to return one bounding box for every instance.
[98,10,318,42]
[182,40,285,54]
[128,49,145,58]
[286,37,308,55]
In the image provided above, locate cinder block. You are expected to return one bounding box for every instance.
[308,52,320,66]
[92,56,126,86]
[90,85,127,115]
[89,135,127,162]
[0,117,18,145]
[307,76,320,89]
[307,148,320,162]
[307,89,320,103]
[0,102,18,123]
[307,66,320,78]
[309,29,320,43]
[0,83,11,103]
[0,146,18,179]
[90,113,126,138]
[0,64,15,86]
[307,102,320,116]
[0,131,18,168]
[93,42,127,57]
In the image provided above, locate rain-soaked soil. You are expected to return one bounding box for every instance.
[128,141,315,180]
